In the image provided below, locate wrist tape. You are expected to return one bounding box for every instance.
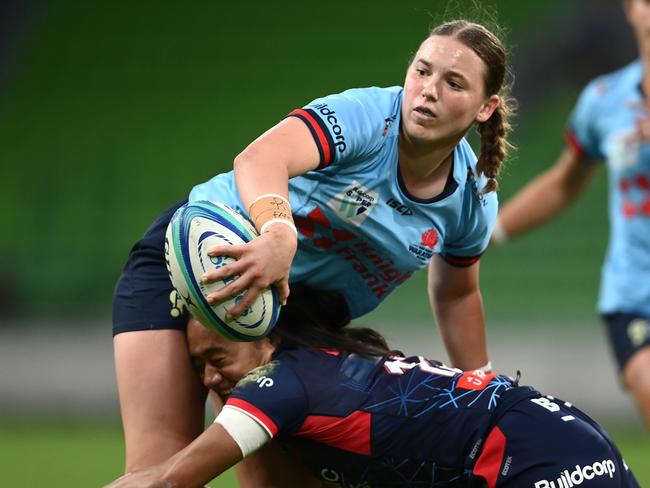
[249,193,296,235]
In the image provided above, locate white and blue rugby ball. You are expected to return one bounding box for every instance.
[165,200,281,341]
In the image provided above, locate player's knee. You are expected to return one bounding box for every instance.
[623,347,650,392]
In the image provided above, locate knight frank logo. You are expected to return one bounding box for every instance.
[328,181,377,227]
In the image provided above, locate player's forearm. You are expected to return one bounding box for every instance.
[160,424,242,488]
[498,169,575,239]
[234,148,291,212]
[432,289,489,371]
[497,148,597,241]
[232,118,320,212]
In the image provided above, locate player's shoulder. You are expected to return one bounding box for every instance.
[269,347,359,399]
[337,85,402,100]
[275,346,342,370]
[233,348,311,388]
[454,138,477,170]
[275,347,372,383]
[229,351,309,402]
[330,86,402,112]
[580,60,641,104]
[454,139,497,210]
[593,59,641,86]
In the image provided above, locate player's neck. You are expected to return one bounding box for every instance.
[398,150,454,199]
[398,131,455,176]
[397,127,460,197]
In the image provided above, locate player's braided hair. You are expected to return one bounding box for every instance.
[430,20,516,193]
[270,285,391,358]
[475,102,513,193]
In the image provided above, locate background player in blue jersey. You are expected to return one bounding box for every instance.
[112,19,516,472]
[106,289,639,488]
[492,0,650,429]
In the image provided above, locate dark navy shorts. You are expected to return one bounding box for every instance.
[112,200,188,336]
[473,390,639,487]
[602,312,650,371]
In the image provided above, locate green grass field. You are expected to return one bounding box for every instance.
[1,418,647,487]
[0,418,238,487]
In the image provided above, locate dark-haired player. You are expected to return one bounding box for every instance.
[107,299,639,488]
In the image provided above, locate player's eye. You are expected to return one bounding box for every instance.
[209,357,224,368]
[447,79,463,90]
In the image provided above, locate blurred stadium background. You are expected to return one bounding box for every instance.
[0,0,648,485]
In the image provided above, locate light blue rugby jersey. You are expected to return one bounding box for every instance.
[190,87,497,318]
[568,60,650,316]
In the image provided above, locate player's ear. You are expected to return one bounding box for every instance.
[475,94,500,123]
[256,336,277,362]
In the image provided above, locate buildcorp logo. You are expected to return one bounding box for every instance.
[534,459,616,487]
[313,103,347,153]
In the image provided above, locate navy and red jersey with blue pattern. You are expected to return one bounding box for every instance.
[224,346,515,487]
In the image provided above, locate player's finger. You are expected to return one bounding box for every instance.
[206,276,248,305]
[207,244,246,258]
[226,287,262,318]
[276,279,290,306]
[201,260,246,284]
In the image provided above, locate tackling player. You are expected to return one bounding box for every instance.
[107,287,640,488]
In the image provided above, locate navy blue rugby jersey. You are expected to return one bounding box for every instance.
[223,347,516,487]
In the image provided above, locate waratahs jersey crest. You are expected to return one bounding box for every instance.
[190,87,497,318]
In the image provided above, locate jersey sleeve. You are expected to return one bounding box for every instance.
[439,141,498,266]
[440,187,498,267]
[223,359,309,438]
[566,79,604,161]
[286,87,398,169]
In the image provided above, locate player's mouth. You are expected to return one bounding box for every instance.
[413,105,437,120]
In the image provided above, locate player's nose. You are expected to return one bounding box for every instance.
[203,365,223,390]
[422,76,439,101]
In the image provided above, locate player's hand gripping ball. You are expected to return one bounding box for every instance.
[165,201,281,341]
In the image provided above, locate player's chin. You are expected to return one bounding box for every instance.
[404,120,440,137]
[405,128,442,145]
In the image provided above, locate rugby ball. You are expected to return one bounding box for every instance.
[165,200,280,341]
